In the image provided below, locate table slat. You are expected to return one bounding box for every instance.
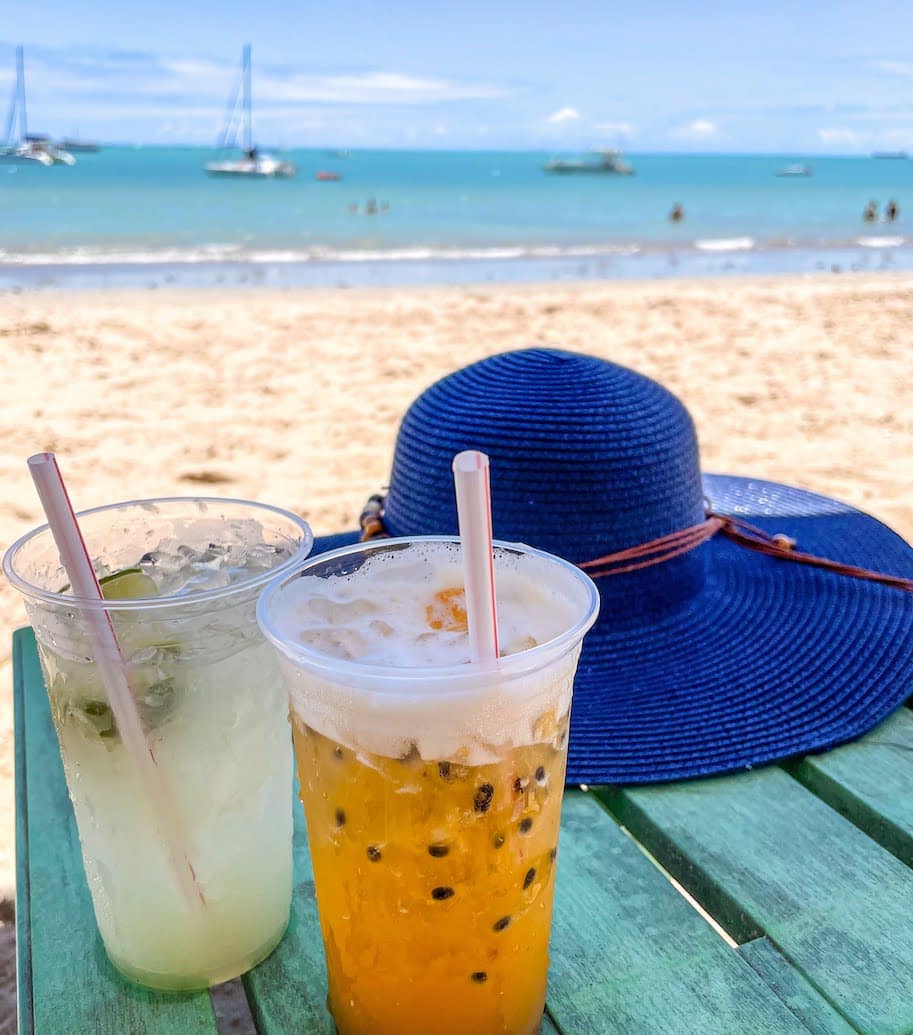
[16,628,220,1035]
[790,709,913,868]
[738,938,859,1035]
[13,632,34,1035]
[545,792,810,1034]
[242,791,334,1034]
[601,768,913,1035]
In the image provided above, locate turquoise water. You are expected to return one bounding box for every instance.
[1,147,912,286]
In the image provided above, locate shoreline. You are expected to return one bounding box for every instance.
[2,271,912,897]
[1,241,911,292]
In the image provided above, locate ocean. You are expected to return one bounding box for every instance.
[2,147,911,288]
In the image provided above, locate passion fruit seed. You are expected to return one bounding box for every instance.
[523,867,536,889]
[474,783,494,813]
[438,761,452,779]
[535,766,546,783]
[493,916,511,932]
[334,808,346,827]
[513,776,528,793]
[431,886,455,900]
[471,972,488,984]
[333,746,344,761]
[428,844,449,858]
[519,818,533,834]
[492,833,505,849]
[550,846,558,862]
[367,845,382,862]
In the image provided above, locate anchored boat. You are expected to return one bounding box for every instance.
[205,45,295,179]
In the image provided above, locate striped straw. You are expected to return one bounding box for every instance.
[28,453,206,910]
[452,450,500,663]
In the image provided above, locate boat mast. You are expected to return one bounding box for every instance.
[242,44,252,153]
[4,45,26,146]
[17,46,27,140]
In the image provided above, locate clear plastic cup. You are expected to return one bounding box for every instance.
[3,497,313,989]
[257,536,599,1035]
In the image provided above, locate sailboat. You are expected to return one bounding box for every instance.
[1,46,75,166]
[205,45,295,179]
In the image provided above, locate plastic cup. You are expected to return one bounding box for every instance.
[3,497,313,990]
[257,536,599,1035]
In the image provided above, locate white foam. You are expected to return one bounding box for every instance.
[694,236,756,252]
[857,235,905,248]
[264,541,597,764]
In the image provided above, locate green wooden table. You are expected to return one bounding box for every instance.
[14,626,913,1034]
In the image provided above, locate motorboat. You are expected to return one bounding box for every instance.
[59,137,100,153]
[205,45,296,179]
[775,163,812,177]
[543,149,634,175]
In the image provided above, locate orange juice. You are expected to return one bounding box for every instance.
[257,537,599,1035]
[294,713,569,1035]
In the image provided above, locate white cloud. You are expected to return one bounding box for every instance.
[593,120,634,135]
[546,107,581,124]
[817,127,860,145]
[872,60,913,77]
[9,47,512,111]
[671,118,718,141]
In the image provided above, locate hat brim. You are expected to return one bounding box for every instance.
[310,474,913,784]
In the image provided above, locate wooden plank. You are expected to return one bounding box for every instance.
[540,1011,561,1034]
[738,938,859,1035]
[241,789,335,1034]
[601,768,913,1035]
[545,792,810,1034]
[789,709,913,868]
[13,630,34,1035]
[17,628,220,1034]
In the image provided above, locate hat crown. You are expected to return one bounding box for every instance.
[384,349,706,613]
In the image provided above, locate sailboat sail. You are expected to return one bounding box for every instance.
[3,46,27,146]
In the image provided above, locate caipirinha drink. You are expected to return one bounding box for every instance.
[258,537,599,1035]
[3,498,313,989]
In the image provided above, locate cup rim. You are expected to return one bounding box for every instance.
[256,535,600,687]
[2,495,315,611]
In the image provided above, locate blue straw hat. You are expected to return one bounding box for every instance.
[312,348,913,784]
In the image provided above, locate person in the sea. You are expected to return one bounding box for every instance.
[244,146,259,161]
[863,200,878,222]
[669,203,684,223]
[366,198,378,215]
[885,199,899,222]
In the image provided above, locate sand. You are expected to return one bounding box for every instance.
[0,271,911,901]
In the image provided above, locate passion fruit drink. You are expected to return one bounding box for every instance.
[258,537,599,1035]
[3,498,313,990]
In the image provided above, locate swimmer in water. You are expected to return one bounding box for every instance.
[886,199,899,222]
[669,203,684,223]
[863,200,878,222]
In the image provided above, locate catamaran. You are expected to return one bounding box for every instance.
[205,45,295,179]
[1,47,75,166]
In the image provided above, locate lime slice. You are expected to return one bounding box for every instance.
[99,567,158,601]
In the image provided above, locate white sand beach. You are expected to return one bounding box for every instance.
[0,271,911,900]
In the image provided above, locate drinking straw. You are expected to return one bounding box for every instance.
[28,453,206,910]
[452,450,500,663]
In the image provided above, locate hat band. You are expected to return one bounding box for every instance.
[358,494,913,594]
[581,510,913,593]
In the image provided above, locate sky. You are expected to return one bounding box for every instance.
[3,0,913,153]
